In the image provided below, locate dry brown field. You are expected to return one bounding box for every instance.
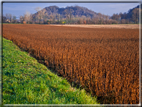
[3,24,139,104]
[54,24,139,29]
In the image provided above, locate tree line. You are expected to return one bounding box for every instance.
[2,6,140,24]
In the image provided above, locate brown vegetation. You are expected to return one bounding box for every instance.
[3,24,139,104]
[54,24,139,29]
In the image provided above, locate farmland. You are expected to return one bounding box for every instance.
[2,38,99,104]
[3,24,139,104]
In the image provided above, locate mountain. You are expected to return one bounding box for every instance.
[32,5,107,20]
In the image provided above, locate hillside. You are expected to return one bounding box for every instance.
[126,4,141,20]
[111,4,141,23]
[32,5,107,20]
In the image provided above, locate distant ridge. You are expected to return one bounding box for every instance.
[32,5,108,19]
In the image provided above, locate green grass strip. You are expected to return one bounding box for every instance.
[2,38,99,104]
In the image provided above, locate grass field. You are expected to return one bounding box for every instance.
[2,38,99,104]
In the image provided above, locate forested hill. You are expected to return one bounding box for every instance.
[126,4,141,19]
[32,5,109,20]
[111,4,141,23]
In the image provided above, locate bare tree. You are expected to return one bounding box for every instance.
[5,14,9,20]
[12,16,17,23]
[20,15,24,23]
[35,7,42,23]
[69,9,74,23]
[56,14,60,22]
[35,7,46,24]
[53,14,56,23]
[9,14,12,22]
[132,8,139,23]
[24,11,31,24]
[64,9,69,24]
[49,14,53,23]
[6,14,12,23]
[43,14,48,24]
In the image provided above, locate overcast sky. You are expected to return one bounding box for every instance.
[1,0,141,18]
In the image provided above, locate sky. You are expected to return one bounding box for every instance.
[1,0,141,19]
